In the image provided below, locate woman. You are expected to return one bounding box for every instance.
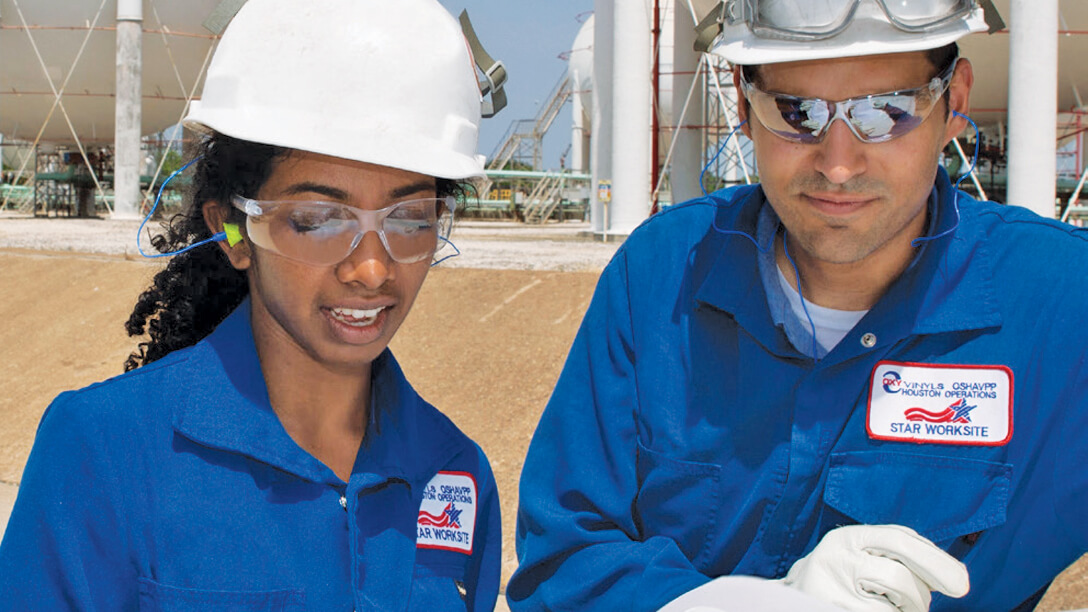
[0,1,500,610]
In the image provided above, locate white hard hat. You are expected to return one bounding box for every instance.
[184,0,486,179]
[707,0,994,65]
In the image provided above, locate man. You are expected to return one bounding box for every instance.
[508,1,1088,611]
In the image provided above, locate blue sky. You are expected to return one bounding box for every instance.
[438,0,593,170]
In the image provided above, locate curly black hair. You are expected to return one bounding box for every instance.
[123,133,286,371]
[124,132,468,372]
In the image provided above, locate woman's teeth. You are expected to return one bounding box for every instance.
[330,306,385,327]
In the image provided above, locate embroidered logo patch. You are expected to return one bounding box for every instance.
[867,361,1013,446]
[417,471,477,554]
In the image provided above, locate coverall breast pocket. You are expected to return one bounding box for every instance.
[823,451,1012,543]
[138,578,305,612]
[635,439,723,569]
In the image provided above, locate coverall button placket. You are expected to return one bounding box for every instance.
[766,371,835,561]
[346,472,417,611]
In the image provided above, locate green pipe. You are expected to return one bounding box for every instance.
[485,169,590,180]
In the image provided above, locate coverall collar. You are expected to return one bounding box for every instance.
[695,167,1002,359]
[170,300,460,489]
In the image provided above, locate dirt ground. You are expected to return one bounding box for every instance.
[1,248,1085,610]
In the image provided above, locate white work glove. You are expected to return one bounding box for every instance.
[657,575,851,612]
[780,524,970,612]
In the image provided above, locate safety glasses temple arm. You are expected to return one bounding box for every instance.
[229,194,263,216]
[443,195,458,216]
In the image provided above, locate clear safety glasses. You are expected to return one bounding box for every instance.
[725,0,978,40]
[740,58,958,144]
[231,195,456,266]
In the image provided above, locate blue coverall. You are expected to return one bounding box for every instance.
[508,169,1088,611]
[0,301,501,611]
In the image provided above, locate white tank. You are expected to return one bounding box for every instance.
[0,0,221,144]
[567,15,593,173]
[590,0,613,233]
[575,0,708,231]
[661,1,705,205]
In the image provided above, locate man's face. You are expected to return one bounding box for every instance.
[737,51,972,269]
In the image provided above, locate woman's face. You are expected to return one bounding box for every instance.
[215,150,437,373]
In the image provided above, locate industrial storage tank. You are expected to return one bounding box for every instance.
[569,0,709,234]
[0,0,221,144]
[567,14,593,175]
[0,0,224,217]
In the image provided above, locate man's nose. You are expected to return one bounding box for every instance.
[814,117,868,185]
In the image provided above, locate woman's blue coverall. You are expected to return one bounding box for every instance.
[0,301,501,611]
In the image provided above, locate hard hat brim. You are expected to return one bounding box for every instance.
[184,107,485,180]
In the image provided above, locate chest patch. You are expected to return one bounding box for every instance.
[417,471,477,554]
[866,361,1013,446]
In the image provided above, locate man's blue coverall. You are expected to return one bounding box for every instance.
[509,169,1088,611]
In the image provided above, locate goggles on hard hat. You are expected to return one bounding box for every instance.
[231,195,456,266]
[740,57,958,144]
[725,0,978,41]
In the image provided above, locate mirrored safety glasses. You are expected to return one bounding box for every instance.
[230,195,456,266]
[725,0,978,40]
[740,57,958,144]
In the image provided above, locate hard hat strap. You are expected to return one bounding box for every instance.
[459,11,508,118]
[978,0,1005,33]
[694,2,728,54]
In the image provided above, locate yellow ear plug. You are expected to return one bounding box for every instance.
[223,223,244,247]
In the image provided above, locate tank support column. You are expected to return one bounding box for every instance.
[113,0,143,219]
[1007,0,1058,217]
